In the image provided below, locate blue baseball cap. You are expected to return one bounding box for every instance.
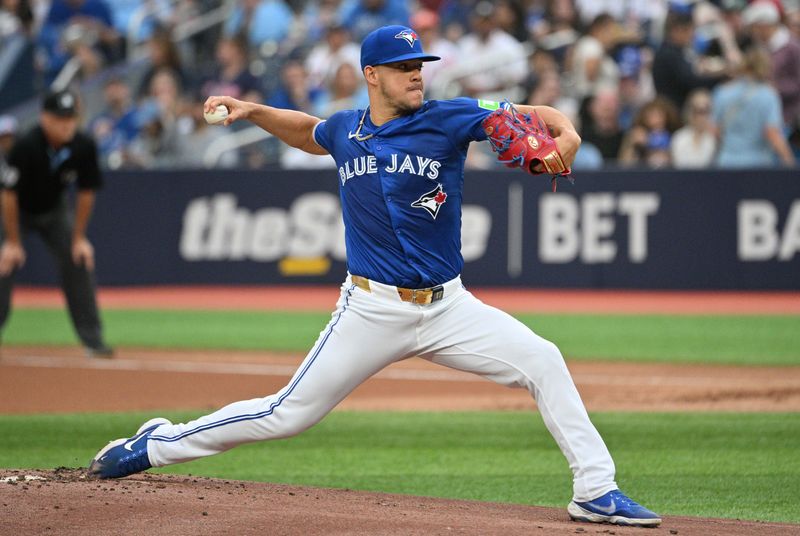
[360,25,440,70]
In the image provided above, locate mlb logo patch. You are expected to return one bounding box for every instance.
[395,30,418,48]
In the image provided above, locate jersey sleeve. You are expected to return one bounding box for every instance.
[1,138,25,191]
[433,97,510,146]
[312,118,333,153]
[312,110,353,156]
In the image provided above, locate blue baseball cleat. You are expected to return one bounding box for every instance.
[568,489,661,527]
[88,418,171,479]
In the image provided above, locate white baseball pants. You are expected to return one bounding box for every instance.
[147,274,617,501]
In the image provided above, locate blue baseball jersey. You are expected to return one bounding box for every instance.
[313,97,505,288]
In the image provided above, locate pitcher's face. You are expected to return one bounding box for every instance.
[373,60,425,115]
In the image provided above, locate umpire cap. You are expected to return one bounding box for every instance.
[42,89,79,117]
[360,25,440,70]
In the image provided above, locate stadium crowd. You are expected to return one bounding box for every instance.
[0,0,798,170]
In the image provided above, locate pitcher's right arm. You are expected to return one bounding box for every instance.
[203,96,328,156]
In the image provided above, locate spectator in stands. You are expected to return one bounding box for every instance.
[127,68,184,168]
[148,67,184,122]
[743,1,800,138]
[438,0,473,42]
[224,0,294,48]
[300,0,343,44]
[615,45,652,131]
[268,60,324,113]
[1,0,33,37]
[788,8,800,39]
[670,88,717,169]
[527,0,580,69]
[0,115,16,158]
[137,28,188,99]
[313,62,368,118]
[305,22,361,91]
[571,141,604,169]
[526,69,578,127]
[618,96,681,168]
[63,20,108,79]
[691,1,743,77]
[524,48,560,93]
[201,35,262,103]
[712,47,795,168]
[88,76,140,169]
[38,0,123,82]
[339,0,409,42]
[493,0,526,42]
[580,88,624,163]
[105,0,174,43]
[573,0,665,32]
[410,9,458,89]
[567,13,620,101]
[456,1,528,98]
[652,10,723,110]
[719,0,750,48]
[275,61,336,168]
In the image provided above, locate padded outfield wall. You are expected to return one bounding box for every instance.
[16,169,800,289]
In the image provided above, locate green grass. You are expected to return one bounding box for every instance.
[4,308,800,365]
[0,411,798,523]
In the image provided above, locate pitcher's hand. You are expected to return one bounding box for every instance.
[203,96,254,127]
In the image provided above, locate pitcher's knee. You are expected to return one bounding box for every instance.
[518,339,569,377]
[541,339,566,362]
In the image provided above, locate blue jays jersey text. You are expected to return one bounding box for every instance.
[314,97,499,288]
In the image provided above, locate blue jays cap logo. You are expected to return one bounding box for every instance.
[360,25,441,70]
[395,29,418,48]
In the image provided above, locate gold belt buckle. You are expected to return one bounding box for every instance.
[400,286,443,304]
[411,288,430,304]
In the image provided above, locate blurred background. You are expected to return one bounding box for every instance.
[0,0,798,290]
[0,0,798,171]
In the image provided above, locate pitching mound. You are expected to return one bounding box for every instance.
[2,469,796,535]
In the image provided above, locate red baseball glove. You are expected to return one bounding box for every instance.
[482,104,573,191]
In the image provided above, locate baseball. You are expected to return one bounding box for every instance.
[204,104,229,125]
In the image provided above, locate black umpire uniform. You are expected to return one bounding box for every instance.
[0,90,112,357]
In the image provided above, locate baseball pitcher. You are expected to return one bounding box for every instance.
[89,25,660,528]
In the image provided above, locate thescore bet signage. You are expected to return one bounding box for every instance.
[14,169,799,289]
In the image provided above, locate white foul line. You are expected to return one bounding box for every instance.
[3,354,797,389]
[0,354,482,383]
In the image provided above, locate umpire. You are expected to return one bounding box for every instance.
[0,89,113,357]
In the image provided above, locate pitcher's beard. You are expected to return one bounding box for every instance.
[380,87,423,116]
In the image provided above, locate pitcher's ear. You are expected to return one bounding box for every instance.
[364,65,378,85]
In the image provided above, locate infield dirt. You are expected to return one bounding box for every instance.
[2,469,799,536]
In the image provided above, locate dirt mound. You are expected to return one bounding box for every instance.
[2,469,797,535]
